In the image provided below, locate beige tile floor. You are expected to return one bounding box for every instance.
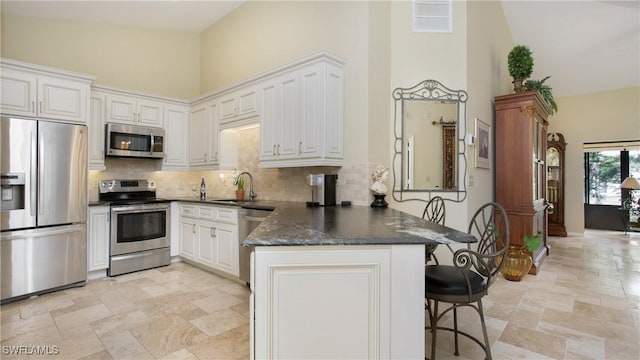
[1,230,639,359]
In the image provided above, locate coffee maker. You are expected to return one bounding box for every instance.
[306,174,337,206]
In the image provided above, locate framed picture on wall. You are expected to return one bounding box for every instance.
[475,118,490,169]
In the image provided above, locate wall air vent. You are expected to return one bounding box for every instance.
[413,0,452,33]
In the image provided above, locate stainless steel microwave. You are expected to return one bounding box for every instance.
[105,123,165,159]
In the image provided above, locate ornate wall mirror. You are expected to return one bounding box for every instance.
[392,80,468,202]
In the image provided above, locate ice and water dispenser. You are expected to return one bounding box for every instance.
[1,173,25,211]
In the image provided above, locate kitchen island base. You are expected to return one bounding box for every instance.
[250,244,424,359]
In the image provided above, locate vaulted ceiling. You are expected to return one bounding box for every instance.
[2,1,638,97]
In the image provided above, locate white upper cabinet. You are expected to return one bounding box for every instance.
[219,88,258,125]
[89,92,106,170]
[189,100,219,169]
[106,93,164,128]
[1,58,94,124]
[257,56,344,168]
[162,104,189,170]
[91,85,189,170]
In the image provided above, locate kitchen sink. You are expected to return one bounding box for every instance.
[210,198,253,204]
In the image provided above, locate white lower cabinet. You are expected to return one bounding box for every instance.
[178,203,238,277]
[251,245,425,359]
[88,205,110,272]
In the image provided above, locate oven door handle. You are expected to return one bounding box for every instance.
[111,204,169,213]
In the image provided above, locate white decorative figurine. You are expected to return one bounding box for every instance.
[370,165,389,194]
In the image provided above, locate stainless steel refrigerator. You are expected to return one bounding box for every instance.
[1,117,88,302]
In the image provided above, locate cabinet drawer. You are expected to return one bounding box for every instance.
[180,205,197,217]
[197,206,216,220]
[180,203,238,224]
[216,207,238,224]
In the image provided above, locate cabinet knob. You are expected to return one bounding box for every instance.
[299,141,302,154]
[211,227,216,237]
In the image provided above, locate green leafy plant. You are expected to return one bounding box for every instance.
[507,45,534,81]
[523,232,542,252]
[525,76,558,114]
[236,176,245,191]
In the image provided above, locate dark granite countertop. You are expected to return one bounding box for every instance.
[243,202,476,247]
[100,198,475,247]
[89,201,110,206]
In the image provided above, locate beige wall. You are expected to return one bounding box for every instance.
[1,14,201,99]
[465,0,514,219]
[387,0,470,229]
[200,0,372,168]
[549,87,640,234]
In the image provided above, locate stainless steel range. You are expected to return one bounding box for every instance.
[99,179,170,276]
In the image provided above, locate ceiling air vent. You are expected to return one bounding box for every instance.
[413,0,452,33]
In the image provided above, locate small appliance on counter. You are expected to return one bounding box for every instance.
[306,174,337,207]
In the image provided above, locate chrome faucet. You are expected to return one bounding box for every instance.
[234,171,257,201]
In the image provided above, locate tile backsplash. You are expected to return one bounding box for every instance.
[90,127,377,206]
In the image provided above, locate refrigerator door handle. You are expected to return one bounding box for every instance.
[38,132,44,216]
[30,127,37,217]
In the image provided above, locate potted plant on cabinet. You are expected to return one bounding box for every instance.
[507,44,534,93]
[501,232,542,281]
[235,176,245,201]
[525,76,558,115]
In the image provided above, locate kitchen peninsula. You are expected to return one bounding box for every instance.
[243,203,475,360]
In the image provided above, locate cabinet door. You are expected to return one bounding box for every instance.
[179,217,197,259]
[237,88,257,117]
[219,95,237,123]
[299,64,323,159]
[163,105,189,170]
[258,80,279,161]
[324,64,344,159]
[213,222,238,275]
[0,67,37,117]
[196,221,216,266]
[89,93,106,170]
[38,75,88,123]
[189,104,208,166]
[106,94,136,125]
[88,206,110,272]
[206,102,219,164]
[137,99,164,128]
[277,73,299,159]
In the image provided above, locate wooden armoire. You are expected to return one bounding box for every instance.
[495,91,551,274]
